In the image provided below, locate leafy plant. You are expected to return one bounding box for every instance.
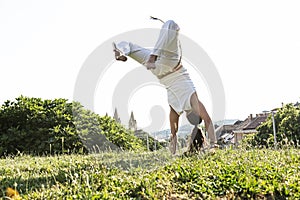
[0,96,145,156]
[254,103,300,148]
[1,148,299,199]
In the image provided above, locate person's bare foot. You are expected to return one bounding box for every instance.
[112,42,127,62]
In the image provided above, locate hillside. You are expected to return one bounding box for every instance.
[134,129,166,151]
[1,148,299,199]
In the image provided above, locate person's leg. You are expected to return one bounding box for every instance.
[114,41,152,65]
[169,106,179,154]
[190,92,217,147]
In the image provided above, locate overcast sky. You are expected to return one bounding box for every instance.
[1,0,299,131]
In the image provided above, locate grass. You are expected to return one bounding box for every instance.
[1,147,300,199]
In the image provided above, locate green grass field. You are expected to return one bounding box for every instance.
[1,147,300,199]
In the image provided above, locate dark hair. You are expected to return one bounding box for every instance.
[189,126,204,152]
[186,111,204,152]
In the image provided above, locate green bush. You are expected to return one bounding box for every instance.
[253,103,300,148]
[0,96,81,155]
[0,96,145,156]
[72,102,145,152]
[96,115,145,151]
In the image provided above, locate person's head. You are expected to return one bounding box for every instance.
[186,111,202,125]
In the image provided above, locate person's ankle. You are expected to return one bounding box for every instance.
[147,55,157,63]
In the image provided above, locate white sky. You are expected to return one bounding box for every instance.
[1,0,300,131]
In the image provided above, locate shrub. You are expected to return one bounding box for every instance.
[0,96,145,156]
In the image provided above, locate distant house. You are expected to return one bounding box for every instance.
[215,123,237,138]
[233,113,268,145]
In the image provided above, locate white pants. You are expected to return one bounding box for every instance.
[116,41,196,115]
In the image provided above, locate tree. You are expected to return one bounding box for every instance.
[253,103,300,147]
